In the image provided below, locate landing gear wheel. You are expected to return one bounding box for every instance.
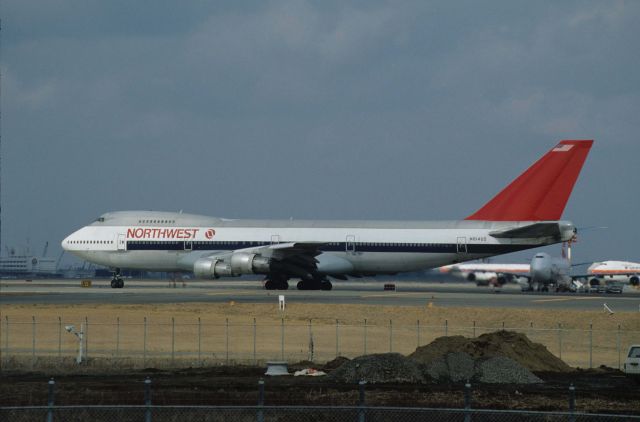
[111,279,117,288]
[277,280,289,290]
[265,280,276,290]
[321,281,333,291]
[117,279,124,288]
[297,281,305,290]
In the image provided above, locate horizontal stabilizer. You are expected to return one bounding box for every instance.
[490,222,561,239]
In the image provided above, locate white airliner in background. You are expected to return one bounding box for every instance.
[62,140,593,290]
[439,252,580,292]
[588,261,640,286]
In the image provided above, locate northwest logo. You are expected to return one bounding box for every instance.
[205,229,216,239]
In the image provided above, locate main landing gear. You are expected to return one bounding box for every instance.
[264,275,289,290]
[263,275,333,291]
[111,268,124,289]
[296,278,332,291]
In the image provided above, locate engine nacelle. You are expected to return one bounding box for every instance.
[193,253,271,279]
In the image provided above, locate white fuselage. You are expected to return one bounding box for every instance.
[62,211,575,277]
[529,252,571,286]
[588,261,640,283]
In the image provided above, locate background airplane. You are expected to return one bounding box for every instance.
[588,261,640,287]
[439,250,581,292]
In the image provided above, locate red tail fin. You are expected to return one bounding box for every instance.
[465,140,593,221]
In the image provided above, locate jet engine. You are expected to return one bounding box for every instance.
[193,253,271,279]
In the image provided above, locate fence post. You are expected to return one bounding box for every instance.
[4,315,8,359]
[116,317,120,358]
[589,323,593,369]
[171,317,176,365]
[358,380,366,422]
[253,318,257,364]
[143,317,147,367]
[144,377,152,422]
[58,317,62,359]
[46,378,55,422]
[389,320,393,353]
[84,316,89,361]
[617,324,621,370]
[502,321,505,330]
[335,319,339,358]
[280,318,284,361]
[363,319,367,355]
[257,379,265,422]
[464,381,472,422]
[558,323,562,360]
[32,316,36,369]
[225,318,229,365]
[529,321,533,338]
[473,320,476,338]
[417,319,420,348]
[198,317,202,366]
[568,383,576,422]
[445,319,448,337]
[308,319,313,362]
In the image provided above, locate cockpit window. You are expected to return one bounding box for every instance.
[94,217,105,223]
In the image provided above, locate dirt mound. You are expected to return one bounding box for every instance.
[409,330,571,373]
[329,353,425,384]
[323,356,350,371]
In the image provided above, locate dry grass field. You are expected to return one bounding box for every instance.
[1,302,639,371]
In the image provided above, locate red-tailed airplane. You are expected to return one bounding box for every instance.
[62,140,593,290]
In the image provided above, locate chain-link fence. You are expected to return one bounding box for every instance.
[1,315,638,370]
[2,405,639,422]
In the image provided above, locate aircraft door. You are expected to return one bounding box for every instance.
[117,234,126,251]
[346,235,356,253]
[456,237,467,255]
[184,240,192,251]
[271,235,280,245]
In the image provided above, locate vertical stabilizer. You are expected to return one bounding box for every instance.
[465,140,593,221]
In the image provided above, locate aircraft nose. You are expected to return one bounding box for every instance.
[61,235,70,251]
[531,256,551,282]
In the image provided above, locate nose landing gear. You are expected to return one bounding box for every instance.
[111,268,124,288]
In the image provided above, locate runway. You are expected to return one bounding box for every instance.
[2,279,639,311]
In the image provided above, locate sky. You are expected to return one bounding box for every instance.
[1,1,639,267]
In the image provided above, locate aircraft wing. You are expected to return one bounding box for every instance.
[235,241,325,258]
[177,242,326,275]
[471,269,531,282]
[232,241,327,279]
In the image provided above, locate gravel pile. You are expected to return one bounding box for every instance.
[476,356,543,384]
[422,352,543,384]
[329,353,425,384]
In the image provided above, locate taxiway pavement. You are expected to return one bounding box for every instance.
[2,279,639,311]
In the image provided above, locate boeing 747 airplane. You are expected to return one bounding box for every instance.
[62,140,593,290]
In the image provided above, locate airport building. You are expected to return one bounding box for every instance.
[0,254,59,277]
